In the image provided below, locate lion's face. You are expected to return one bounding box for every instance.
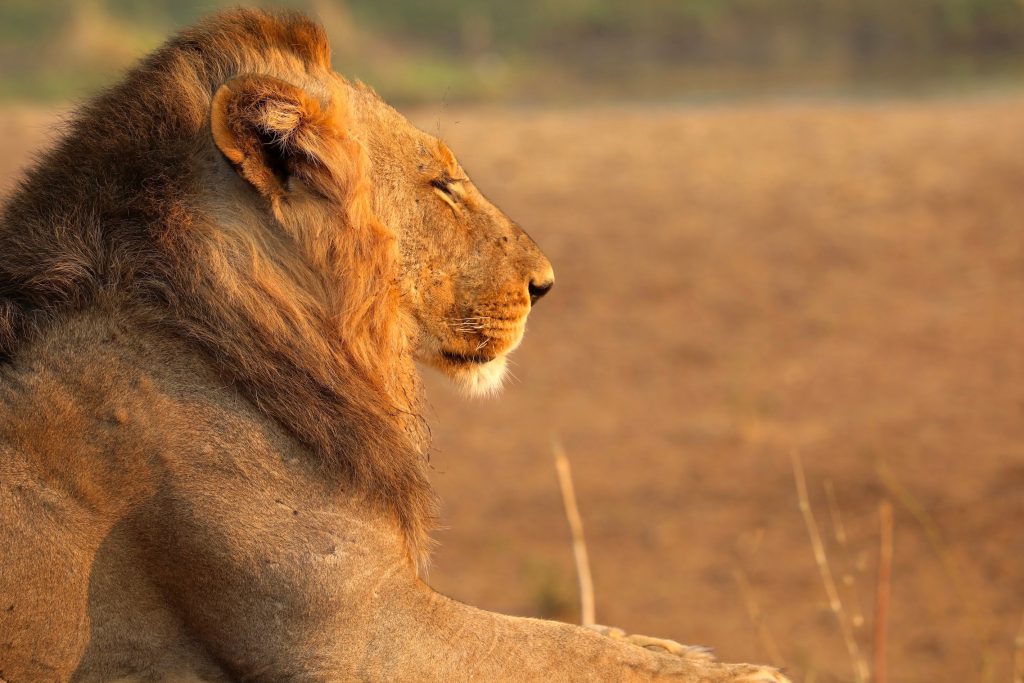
[349,86,554,396]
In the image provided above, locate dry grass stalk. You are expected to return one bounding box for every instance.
[791,452,868,683]
[1014,611,1024,683]
[732,565,785,667]
[552,438,595,626]
[873,501,894,683]
[876,460,964,601]
[877,459,1001,676]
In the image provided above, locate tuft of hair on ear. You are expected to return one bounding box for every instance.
[210,75,337,204]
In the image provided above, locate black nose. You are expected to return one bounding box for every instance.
[528,279,554,305]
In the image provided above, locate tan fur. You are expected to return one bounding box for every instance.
[0,10,787,682]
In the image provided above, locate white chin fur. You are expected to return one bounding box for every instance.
[453,355,508,397]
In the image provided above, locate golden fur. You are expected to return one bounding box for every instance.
[0,10,439,558]
[0,10,787,681]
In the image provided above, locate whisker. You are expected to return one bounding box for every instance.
[447,320,488,332]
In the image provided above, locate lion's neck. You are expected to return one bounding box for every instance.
[154,214,436,562]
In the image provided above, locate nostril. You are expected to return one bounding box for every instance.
[528,279,554,305]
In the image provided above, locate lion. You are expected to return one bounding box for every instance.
[0,10,788,683]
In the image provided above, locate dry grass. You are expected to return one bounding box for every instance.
[2,93,1022,682]
[792,452,868,682]
[552,438,595,626]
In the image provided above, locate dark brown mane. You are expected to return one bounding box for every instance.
[0,9,435,560]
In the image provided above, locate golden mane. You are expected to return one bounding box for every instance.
[0,9,435,559]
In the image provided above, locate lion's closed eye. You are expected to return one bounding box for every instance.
[430,176,463,211]
[430,177,457,198]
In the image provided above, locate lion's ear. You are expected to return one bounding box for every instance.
[211,75,330,202]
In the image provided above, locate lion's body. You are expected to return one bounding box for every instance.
[0,10,785,682]
[0,310,725,682]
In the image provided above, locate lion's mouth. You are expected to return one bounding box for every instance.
[441,350,496,365]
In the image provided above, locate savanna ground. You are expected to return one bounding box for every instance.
[1,94,1021,682]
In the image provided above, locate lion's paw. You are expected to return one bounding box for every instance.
[722,664,791,683]
[585,624,791,683]
[585,624,715,662]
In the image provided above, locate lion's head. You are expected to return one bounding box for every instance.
[206,23,553,399]
[0,9,552,558]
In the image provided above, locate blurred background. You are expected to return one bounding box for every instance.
[3,0,1024,101]
[1,2,1022,682]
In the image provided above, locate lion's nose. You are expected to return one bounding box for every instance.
[528,278,554,306]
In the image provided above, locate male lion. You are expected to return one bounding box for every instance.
[0,10,788,683]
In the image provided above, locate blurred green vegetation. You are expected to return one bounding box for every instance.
[1,0,1022,102]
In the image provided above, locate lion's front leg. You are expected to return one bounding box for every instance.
[359,580,792,682]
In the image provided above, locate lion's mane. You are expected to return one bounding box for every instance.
[0,10,435,558]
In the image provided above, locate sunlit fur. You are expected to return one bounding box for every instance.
[0,8,552,562]
[459,356,510,396]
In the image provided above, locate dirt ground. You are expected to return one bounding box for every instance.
[2,95,1022,682]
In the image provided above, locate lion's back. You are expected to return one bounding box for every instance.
[0,309,296,680]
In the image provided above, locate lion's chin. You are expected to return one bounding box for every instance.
[447,354,509,397]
